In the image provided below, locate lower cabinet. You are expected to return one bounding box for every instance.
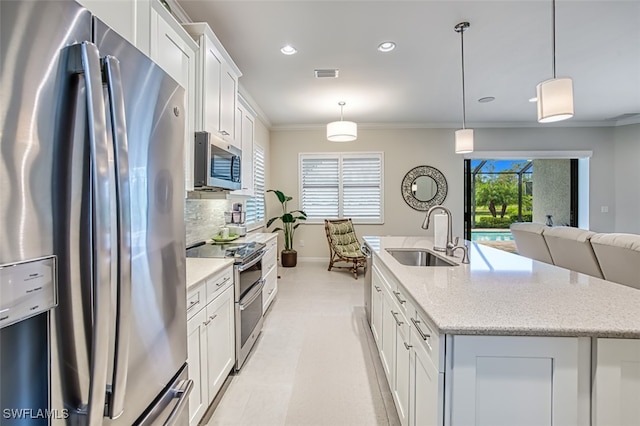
[592,338,640,426]
[449,335,590,426]
[409,326,441,426]
[262,236,278,311]
[187,273,235,426]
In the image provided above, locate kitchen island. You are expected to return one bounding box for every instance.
[363,235,640,426]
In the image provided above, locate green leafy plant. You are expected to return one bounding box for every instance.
[266,190,307,252]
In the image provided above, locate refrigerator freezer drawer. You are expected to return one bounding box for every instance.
[136,363,193,426]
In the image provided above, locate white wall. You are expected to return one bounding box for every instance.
[269,125,632,259]
[532,159,571,226]
[613,123,640,233]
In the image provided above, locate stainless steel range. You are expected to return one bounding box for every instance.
[186,241,266,370]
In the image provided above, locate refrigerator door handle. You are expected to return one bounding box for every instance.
[163,379,194,426]
[103,55,132,420]
[66,41,113,426]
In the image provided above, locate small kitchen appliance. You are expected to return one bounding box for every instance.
[226,202,247,236]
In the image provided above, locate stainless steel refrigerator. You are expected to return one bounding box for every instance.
[1,1,190,424]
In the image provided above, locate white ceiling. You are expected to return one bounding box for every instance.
[176,1,640,129]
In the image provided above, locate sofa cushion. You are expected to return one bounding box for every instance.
[510,222,553,264]
[543,226,603,278]
[590,233,640,289]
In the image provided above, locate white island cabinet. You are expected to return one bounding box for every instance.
[262,235,278,311]
[186,260,235,426]
[364,236,640,426]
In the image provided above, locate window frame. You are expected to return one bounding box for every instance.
[298,151,384,225]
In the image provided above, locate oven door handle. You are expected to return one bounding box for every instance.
[237,250,265,272]
[239,279,265,310]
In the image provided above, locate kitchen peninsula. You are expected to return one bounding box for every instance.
[364,236,640,426]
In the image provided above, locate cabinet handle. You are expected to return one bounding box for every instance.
[374,286,382,293]
[203,319,211,326]
[393,291,406,304]
[219,130,230,136]
[391,310,403,326]
[216,277,230,287]
[188,300,200,310]
[411,317,431,341]
[209,314,217,321]
[268,289,274,295]
[404,342,412,351]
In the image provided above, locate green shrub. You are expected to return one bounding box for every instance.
[476,216,513,228]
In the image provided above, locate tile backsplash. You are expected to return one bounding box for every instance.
[185,199,231,246]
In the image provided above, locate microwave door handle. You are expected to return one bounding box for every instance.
[103,55,132,420]
[66,42,112,426]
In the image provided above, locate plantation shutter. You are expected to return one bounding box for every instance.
[300,153,383,224]
[245,144,265,226]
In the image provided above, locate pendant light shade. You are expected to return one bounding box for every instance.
[537,77,574,123]
[454,22,473,154]
[537,0,574,123]
[327,102,357,142]
[455,129,474,154]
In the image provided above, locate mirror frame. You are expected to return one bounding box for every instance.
[401,165,448,211]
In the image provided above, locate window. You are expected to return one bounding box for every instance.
[245,144,265,227]
[300,152,383,224]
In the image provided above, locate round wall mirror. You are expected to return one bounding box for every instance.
[401,165,448,211]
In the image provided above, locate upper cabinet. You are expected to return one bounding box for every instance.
[149,1,198,191]
[183,23,242,148]
[231,96,256,197]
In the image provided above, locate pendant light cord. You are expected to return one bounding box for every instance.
[455,22,470,130]
[551,0,557,78]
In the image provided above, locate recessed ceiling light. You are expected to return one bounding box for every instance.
[377,41,396,52]
[478,96,495,103]
[529,97,538,103]
[280,45,297,55]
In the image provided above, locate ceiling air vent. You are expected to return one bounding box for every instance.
[314,69,339,79]
[606,113,640,121]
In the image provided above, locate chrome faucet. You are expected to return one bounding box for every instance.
[422,205,456,256]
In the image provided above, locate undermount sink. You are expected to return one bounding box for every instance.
[386,248,457,267]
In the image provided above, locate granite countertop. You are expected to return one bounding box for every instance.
[186,258,234,290]
[364,236,640,339]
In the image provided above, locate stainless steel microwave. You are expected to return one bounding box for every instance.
[194,131,241,191]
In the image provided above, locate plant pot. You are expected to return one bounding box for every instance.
[281,250,297,268]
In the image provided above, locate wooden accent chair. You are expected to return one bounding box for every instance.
[324,218,366,279]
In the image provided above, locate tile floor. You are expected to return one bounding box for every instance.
[206,261,401,426]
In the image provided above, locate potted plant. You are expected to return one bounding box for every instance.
[266,189,307,267]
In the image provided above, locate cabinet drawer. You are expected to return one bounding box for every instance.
[262,246,277,276]
[265,236,277,252]
[206,267,233,304]
[373,260,396,293]
[263,266,277,311]
[187,283,205,320]
[409,307,441,371]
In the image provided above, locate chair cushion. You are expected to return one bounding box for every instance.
[327,221,363,258]
[542,226,603,278]
[590,233,640,289]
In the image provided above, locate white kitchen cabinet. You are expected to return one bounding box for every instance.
[186,303,208,426]
[262,236,278,311]
[592,338,640,426]
[230,97,256,196]
[370,274,384,346]
[77,0,150,53]
[186,265,235,426]
[449,335,590,426]
[149,2,198,192]
[380,280,396,384]
[409,325,441,426]
[205,285,235,402]
[392,302,410,426]
[183,23,242,148]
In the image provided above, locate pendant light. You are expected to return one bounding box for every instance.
[536,0,574,123]
[454,22,473,154]
[327,101,357,142]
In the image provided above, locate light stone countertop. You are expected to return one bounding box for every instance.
[364,235,640,338]
[205,231,277,246]
[186,258,234,290]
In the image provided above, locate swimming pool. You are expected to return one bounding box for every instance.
[471,231,514,242]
